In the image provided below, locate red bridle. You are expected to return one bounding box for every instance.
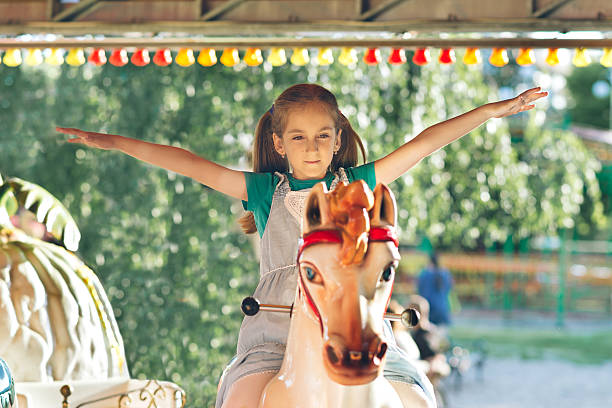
[296,227,399,330]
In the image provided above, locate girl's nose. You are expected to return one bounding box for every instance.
[306,138,318,152]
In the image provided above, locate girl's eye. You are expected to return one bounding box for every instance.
[380,265,394,282]
[319,133,329,138]
[306,267,315,280]
[292,135,304,140]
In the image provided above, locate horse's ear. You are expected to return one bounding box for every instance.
[303,182,332,234]
[369,183,397,228]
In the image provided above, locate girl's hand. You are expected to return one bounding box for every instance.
[55,127,117,150]
[488,87,548,118]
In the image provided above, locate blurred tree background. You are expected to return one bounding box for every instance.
[0,53,607,405]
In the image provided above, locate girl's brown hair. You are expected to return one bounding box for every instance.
[238,83,367,234]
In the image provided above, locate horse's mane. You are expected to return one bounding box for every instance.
[326,181,375,265]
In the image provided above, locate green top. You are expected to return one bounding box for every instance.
[243,162,376,236]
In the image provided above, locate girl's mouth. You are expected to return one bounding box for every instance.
[305,160,321,165]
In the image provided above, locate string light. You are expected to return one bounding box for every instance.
[338,47,357,66]
[290,48,310,66]
[130,49,150,66]
[572,47,591,67]
[601,48,612,68]
[545,48,560,66]
[489,48,509,67]
[45,48,64,66]
[220,48,240,67]
[463,48,481,65]
[516,48,535,66]
[66,48,85,66]
[363,48,381,65]
[412,48,430,66]
[109,48,129,66]
[88,48,107,66]
[152,48,172,66]
[197,48,217,66]
[3,48,22,67]
[317,47,334,65]
[176,48,195,67]
[438,48,455,64]
[25,48,43,66]
[388,48,406,65]
[267,48,287,66]
[244,48,263,66]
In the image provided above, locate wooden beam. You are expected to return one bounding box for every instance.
[201,0,246,21]
[1,36,611,49]
[359,0,410,21]
[1,19,612,36]
[46,0,59,19]
[53,0,101,22]
[532,0,576,18]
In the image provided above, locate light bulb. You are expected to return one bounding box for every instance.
[338,47,357,66]
[572,48,591,67]
[66,48,85,66]
[363,48,381,65]
[244,48,263,66]
[290,48,309,66]
[463,48,481,65]
[412,48,430,66]
[388,48,406,65]
[130,49,150,66]
[3,48,22,67]
[88,48,107,66]
[601,48,612,68]
[153,49,172,67]
[109,48,129,66]
[176,48,195,67]
[489,48,509,67]
[197,48,217,67]
[317,47,334,65]
[25,48,43,66]
[220,48,239,67]
[438,48,455,64]
[545,48,559,66]
[516,48,535,66]
[45,48,64,66]
[267,48,287,66]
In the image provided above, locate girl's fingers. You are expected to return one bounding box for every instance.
[520,105,535,112]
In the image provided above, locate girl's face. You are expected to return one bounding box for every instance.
[273,103,342,180]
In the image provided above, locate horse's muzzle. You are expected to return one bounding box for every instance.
[322,334,387,385]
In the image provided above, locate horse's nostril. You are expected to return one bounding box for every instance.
[326,345,340,365]
[376,342,388,360]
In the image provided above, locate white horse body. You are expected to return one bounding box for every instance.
[257,181,431,408]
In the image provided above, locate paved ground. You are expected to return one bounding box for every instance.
[442,357,612,408]
[437,309,612,408]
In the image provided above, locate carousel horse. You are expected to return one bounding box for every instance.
[246,180,432,408]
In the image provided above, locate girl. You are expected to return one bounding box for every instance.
[57,83,546,407]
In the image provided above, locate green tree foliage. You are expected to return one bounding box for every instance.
[0,55,605,405]
[566,64,611,129]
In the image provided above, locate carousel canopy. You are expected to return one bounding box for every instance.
[0,0,610,47]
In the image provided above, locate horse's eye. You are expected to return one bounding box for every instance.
[306,267,316,281]
[381,266,394,282]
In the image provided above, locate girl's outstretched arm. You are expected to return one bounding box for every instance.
[374,87,548,184]
[55,127,247,201]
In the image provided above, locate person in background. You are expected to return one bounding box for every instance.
[418,252,453,327]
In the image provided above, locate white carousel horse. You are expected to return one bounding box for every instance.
[256,181,432,408]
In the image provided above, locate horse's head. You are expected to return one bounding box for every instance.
[297,180,398,386]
